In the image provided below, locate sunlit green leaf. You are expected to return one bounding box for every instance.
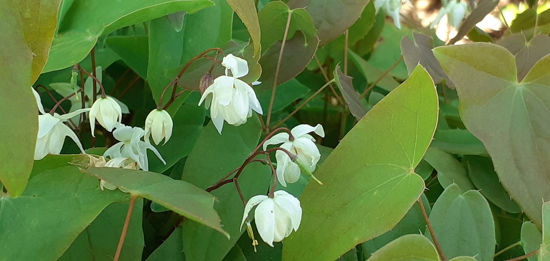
[283,66,438,260]
[521,221,541,261]
[434,43,550,226]
[0,155,128,260]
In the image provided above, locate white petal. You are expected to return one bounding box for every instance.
[275,152,291,187]
[291,124,325,139]
[211,111,225,134]
[143,141,166,165]
[292,137,321,170]
[263,133,290,150]
[37,114,61,139]
[213,76,236,106]
[274,191,302,231]
[255,199,275,247]
[57,108,90,122]
[60,123,85,154]
[283,161,301,184]
[104,142,124,159]
[32,87,46,114]
[273,202,293,242]
[222,54,249,78]
[34,136,49,160]
[240,195,268,230]
[198,87,214,106]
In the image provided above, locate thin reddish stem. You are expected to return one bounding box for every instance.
[418,198,447,261]
[114,195,138,261]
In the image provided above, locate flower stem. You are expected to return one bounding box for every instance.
[271,79,335,129]
[114,195,138,261]
[495,241,521,257]
[91,48,99,101]
[360,56,403,99]
[266,11,292,130]
[78,65,107,98]
[506,249,539,261]
[266,152,277,198]
[158,48,224,110]
[418,197,447,261]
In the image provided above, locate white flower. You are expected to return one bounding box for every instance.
[31,87,46,114]
[89,96,122,135]
[375,0,404,29]
[145,109,173,145]
[104,124,165,171]
[240,190,302,247]
[199,54,263,134]
[34,109,89,160]
[100,157,139,190]
[263,124,325,187]
[431,0,467,28]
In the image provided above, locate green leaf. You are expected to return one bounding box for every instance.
[106,36,149,79]
[362,195,430,258]
[334,64,367,119]
[283,66,438,260]
[84,167,226,236]
[431,129,487,155]
[181,117,271,261]
[17,0,63,83]
[541,201,550,259]
[521,221,541,261]
[515,35,550,81]
[449,257,477,261]
[424,147,474,191]
[146,227,185,261]
[287,0,371,45]
[434,43,550,226]
[0,1,36,197]
[510,9,550,38]
[45,0,213,72]
[465,156,521,213]
[0,155,128,260]
[368,25,411,79]
[227,0,261,59]
[258,78,310,114]
[60,200,144,261]
[180,0,233,63]
[367,234,440,261]
[147,16,186,108]
[148,104,205,173]
[257,1,319,92]
[427,184,495,261]
[349,50,399,92]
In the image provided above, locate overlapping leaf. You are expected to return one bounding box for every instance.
[434,43,550,226]
[44,0,213,72]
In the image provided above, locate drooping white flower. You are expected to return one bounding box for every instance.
[89,96,122,135]
[199,54,263,134]
[431,0,468,28]
[103,124,165,171]
[100,157,139,190]
[263,124,325,187]
[240,190,302,247]
[145,109,173,145]
[375,0,404,29]
[34,109,89,160]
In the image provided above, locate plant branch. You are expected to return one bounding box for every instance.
[360,56,403,99]
[272,79,335,129]
[114,195,138,261]
[78,65,107,98]
[418,197,447,261]
[91,48,99,101]
[266,152,277,198]
[506,249,540,261]
[266,11,292,130]
[313,54,345,105]
[495,241,521,257]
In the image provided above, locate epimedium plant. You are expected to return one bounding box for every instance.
[3,0,550,260]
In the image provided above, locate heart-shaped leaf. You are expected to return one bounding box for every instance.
[283,66,438,260]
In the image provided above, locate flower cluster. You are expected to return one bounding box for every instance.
[239,124,324,247]
[431,0,468,29]
[374,0,406,29]
[32,53,323,251]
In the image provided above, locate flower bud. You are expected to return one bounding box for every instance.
[145,109,173,145]
[199,74,214,95]
[89,96,122,135]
